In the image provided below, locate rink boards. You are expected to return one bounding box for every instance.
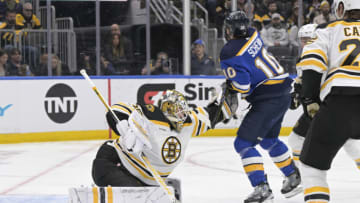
[0,76,302,143]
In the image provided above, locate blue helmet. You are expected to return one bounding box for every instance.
[225,11,250,39]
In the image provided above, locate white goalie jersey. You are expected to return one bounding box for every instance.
[298,20,360,100]
[108,102,211,186]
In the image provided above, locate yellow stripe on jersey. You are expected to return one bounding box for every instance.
[191,111,199,137]
[92,187,98,203]
[321,73,360,91]
[301,49,328,64]
[231,83,250,93]
[118,102,134,110]
[150,120,170,128]
[304,186,330,195]
[275,157,292,168]
[297,59,327,71]
[244,164,264,173]
[107,187,113,203]
[263,79,285,85]
[197,107,206,116]
[112,105,131,115]
[327,20,360,28]
[236,31,258,56]
[199,120,206,135]
[328,66,360,74]
[182,123,192,127]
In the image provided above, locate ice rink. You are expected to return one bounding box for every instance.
[1,137,359,203]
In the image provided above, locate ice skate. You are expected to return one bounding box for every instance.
[281,167,302,198]
[244,182,274,203]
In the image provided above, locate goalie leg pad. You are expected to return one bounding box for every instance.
[69,186,175,203]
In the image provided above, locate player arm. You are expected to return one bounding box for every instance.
[299,27,329,116]
[222,64,251,94]
[106,102,134,136]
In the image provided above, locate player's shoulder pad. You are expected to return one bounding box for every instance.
[220,28,256,61]
[317,19,343,29]
[139,104,172,127]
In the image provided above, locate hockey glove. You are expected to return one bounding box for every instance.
[220,80,239,119]
[289,79,302,110]
[302,97,320,118]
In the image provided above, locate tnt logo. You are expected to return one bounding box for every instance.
[44,83,78,124]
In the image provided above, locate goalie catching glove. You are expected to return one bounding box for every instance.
[116,109,153,154]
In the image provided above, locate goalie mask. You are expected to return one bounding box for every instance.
[158,90,190,131]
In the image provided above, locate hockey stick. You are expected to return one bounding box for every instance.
[211,82,230,129]
[80,69,176,203]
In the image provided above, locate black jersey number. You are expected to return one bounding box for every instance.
[339,39,360,66]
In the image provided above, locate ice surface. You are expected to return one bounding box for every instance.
[0,137,359,203]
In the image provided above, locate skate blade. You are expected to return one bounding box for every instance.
[244,193,274,203]
[283,186,303,198]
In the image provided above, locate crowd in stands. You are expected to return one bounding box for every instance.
[0,0,338,76]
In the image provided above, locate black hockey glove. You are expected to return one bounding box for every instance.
[290,81,302,110]
[301,97,320,118]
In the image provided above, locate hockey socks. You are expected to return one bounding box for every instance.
[260,138,296,177]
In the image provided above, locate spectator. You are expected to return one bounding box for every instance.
[141,51,170,75]
[102,24,121,45]
[305,0,321,23]
[215,0,230,38]
[110,24,121,36]
[261,13,289,47]
[6,48,31,76]
[77,52,116,75]
[237,0,254,19]
[103,33,133,74]
[0,10,23,50]
[37,54,71,76]
[287,3,303,49]
[16,2,41,73]
[191,39,215,75]
[0,0,22,22]
[0,49,8,76]
[16,2,41,29]
[261,0,285,27]
[313,0,335,24]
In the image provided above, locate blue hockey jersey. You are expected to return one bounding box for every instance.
[220,28,290,98]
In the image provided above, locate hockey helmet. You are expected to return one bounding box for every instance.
[158,90,190,130]
[225,11,250,39]
[333,0,345,19]
[298,24,318,38]
[343,0,360,12]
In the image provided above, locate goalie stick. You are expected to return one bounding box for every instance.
[80,69,176,203]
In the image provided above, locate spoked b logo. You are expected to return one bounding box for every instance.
[44,83,78,123]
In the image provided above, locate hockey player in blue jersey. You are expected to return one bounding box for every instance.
[219,11,302,203]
